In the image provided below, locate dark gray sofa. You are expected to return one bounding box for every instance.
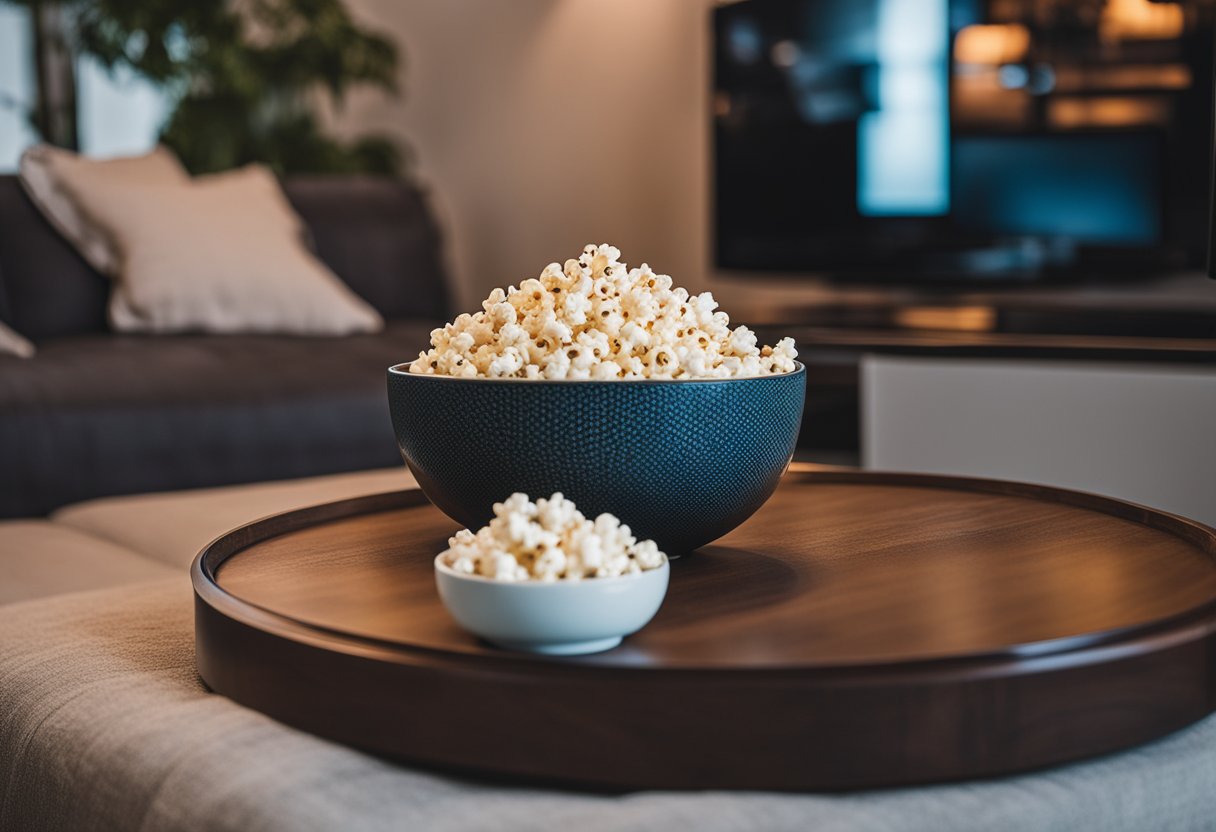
[0,175,449,518]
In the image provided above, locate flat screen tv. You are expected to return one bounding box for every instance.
[713,0,1215,281]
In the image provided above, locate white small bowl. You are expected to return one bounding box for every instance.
[434,556,670,655]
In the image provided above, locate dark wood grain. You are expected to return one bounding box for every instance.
[193,466,1216,791]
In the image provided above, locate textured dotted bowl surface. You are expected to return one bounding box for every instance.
[387,363,806,554]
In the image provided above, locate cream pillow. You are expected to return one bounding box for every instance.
[18,145,189,275]
[59,164,383,335]
[0,322,35,358]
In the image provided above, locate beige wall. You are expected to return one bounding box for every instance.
[331,0,715,309]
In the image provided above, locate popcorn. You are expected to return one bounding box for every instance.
[409,244,798,379]
[438,493,667,582]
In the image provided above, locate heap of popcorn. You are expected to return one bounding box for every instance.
[409,244,798,380]
[439,492,666,582]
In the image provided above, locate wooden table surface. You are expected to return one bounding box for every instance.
[194,466,1216,790]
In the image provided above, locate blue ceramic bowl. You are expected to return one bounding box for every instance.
[435,557,670,655]
[387,363,806,554]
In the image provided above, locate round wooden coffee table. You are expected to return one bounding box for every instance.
[192,465,1216,790]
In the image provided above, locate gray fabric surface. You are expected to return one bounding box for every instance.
[0,321,434,517]
[0,520,175,603]
[2,579,1215,832]
[284,176,449,323]
[0,175,110,339]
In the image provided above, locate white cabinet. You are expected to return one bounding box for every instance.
[862,355,1216,525]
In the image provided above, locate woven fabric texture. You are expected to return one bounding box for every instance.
[2,580,1215,832]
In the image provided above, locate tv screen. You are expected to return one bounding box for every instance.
[713,0,1213,281]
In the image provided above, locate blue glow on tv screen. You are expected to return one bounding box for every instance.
[713,0,1211,278]
[856,0,949,217]
[953,135,1162,245]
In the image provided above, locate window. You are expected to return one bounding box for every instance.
[0,8,167,171]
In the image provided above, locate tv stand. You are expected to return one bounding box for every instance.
[723,270,1216,362]
[717,269,1216,467]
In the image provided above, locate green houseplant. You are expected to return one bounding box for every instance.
[8,0,405,175]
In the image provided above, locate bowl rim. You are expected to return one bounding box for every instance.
[434,552,670,586]
[389,361,804,384]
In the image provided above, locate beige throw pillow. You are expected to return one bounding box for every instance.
[0,322,35,358]
[18,145,189,275]
[59,164,384,336]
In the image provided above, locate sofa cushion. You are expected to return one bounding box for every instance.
[0,521,175,603]
[0,320,434,517]
[0,174,449,340]
[62,164,385,336]
[55,467,416,569]
[18,145,190,275]
[0,176,110,339]
[284,176,449,322]
[2,580,1216,832]
[0,320,34,358]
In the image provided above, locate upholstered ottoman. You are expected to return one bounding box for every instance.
[0,520,175,604]
[2,579,1216,831]
[0,468,415,605]
[3,469,1216,830]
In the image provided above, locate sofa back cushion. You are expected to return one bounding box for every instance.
[0,173,449,339]
[282,177,449,323]
[19,145,190,275]
[0,176,110,339]
[64,164,385,336]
